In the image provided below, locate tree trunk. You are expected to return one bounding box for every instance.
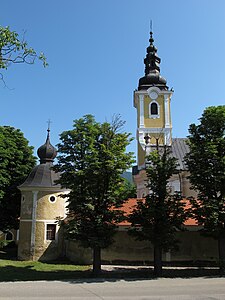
[154,244,162,277]
[218,235,225,274]
[93,246,101,275]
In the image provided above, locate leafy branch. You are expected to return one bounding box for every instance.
[0,26,48,85]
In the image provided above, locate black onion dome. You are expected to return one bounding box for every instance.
[19,129,61,189]
[37,129,57,164]
[138,31,168,91]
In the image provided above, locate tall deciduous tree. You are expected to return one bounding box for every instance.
[53,115,134,274]
[0,26,47,83]
[185,105,225,272]
[129,147,188,277]
[0,126,36,231]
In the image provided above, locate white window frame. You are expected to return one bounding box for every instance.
[44,222,58,242]
[149,101,160,119]
[48,194,57,204]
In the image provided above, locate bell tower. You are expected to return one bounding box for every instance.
[134,31,173,170]
[133,31,173,197]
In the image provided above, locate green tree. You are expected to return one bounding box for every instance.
[120,178,137,199]
[53,115,134,274]
[185,105,225,272]
[0,26,47,83]
[129,147,188,277]
[0,126,36,231]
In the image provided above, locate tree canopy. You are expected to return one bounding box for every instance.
[53,115,134,273]
[129,147,188,277]
[0,126,36,231]
[0,25,47,83]
[185,105,225,271]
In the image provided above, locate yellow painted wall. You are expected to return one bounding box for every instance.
[18,220,64,261]
[66,230,218,264]
[18,190,66,261]
[36,191,65,221]
[135,93,172,130]
[34,222,63,261]
[18,221,32,260]
[20,191,33,220]
[144,95,165,128]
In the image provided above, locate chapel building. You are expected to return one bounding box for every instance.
[17,128,68,261]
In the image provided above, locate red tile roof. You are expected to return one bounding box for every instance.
[119,198,197,226]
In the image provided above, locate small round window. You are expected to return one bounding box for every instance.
[49,195,57,203]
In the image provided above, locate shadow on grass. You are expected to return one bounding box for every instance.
[0,264,92,282]
[0,264,223,283]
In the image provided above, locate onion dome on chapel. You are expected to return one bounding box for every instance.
[138,31,168,91]
[19,128,60,189]
[37,128,57,164]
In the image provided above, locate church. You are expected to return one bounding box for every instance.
[131,31,193,200]
[16,31,218,264]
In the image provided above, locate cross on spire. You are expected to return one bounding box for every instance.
[47,119,52,133]
[46,119,52,140]
[150,20,153,32]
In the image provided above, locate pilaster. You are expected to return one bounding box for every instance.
[30,190,38,260]
[139,94,145,128]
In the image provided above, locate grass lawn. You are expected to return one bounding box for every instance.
[0,246,222,281]
[0,259,91,282]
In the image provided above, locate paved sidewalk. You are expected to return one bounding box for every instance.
[0,277,225,299]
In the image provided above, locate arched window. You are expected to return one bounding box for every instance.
[151,102,158,115]
[149,101,160,118]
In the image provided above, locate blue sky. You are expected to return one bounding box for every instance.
[1,0,225,162]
